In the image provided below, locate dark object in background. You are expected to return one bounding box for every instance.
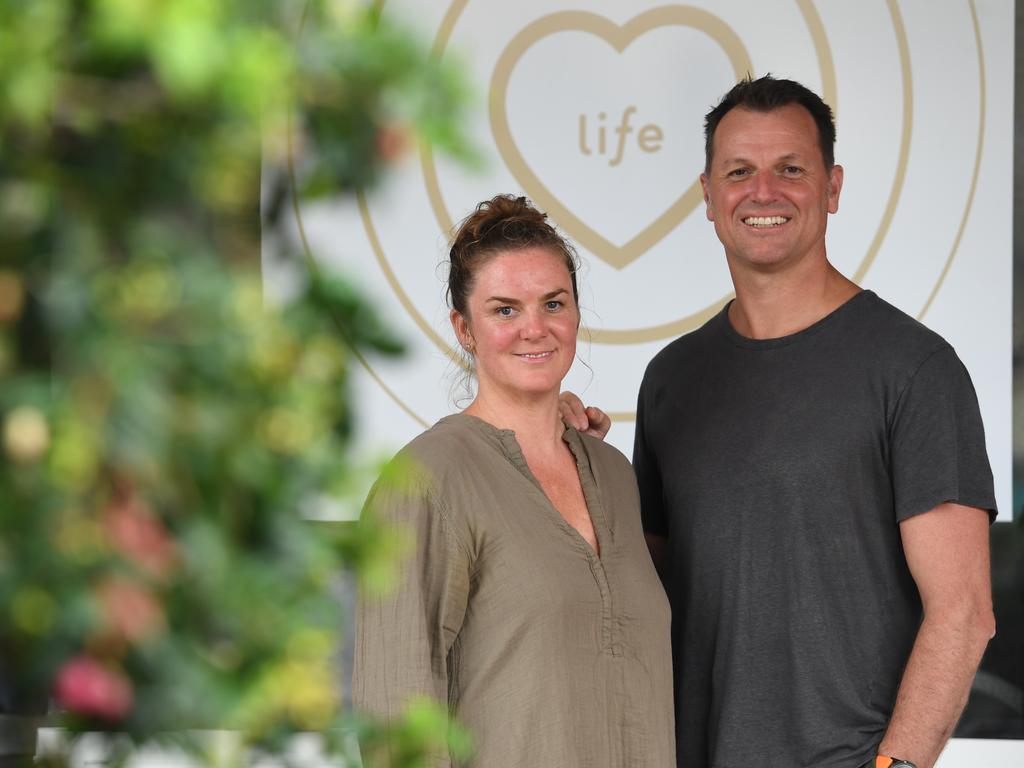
[955,521,1024,738]
[0,682,46,768]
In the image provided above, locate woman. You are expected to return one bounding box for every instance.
[353,195,673,766]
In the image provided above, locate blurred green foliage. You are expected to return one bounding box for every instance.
[0,0,474,764]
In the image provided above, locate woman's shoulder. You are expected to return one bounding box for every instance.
[380,413,505,493]
[568,430,642,529]
[367,417,480,509]
[570,428,634,482]
[400,413,495,465]
[364,420,483,558]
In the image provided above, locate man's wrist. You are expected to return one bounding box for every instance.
[865,756,918,768]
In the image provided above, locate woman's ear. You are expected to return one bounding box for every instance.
[450,308,474,353]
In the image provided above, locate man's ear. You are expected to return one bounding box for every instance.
[827,164,844,214]
[700,173,715,222]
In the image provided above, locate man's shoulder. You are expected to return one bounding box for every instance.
[846,290,952,361]
[643,304,728,379]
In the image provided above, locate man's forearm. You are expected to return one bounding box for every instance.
[877,608,994,768]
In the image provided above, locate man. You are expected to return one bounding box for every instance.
[563,75,996,768]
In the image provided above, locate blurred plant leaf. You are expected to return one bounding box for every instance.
[0,0,478,765]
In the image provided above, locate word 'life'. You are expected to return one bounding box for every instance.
[578,107,663,166]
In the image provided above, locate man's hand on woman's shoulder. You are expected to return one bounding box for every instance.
[559,391,611,440]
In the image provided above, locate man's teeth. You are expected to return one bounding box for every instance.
[743,216,789,227]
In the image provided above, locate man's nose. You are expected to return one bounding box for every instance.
[750,171,781,203]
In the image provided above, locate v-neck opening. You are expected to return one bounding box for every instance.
[511,428,604,561]
[442,413,606,560]
[560,430,603,559]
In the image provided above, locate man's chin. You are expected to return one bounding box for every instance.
[728,249,797,273]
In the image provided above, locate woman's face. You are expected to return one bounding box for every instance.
[451,247,578,402]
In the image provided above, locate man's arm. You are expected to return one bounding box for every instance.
[644,533,669,583]
[876,502,994,768]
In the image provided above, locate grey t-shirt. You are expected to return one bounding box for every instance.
[634,290,996,768]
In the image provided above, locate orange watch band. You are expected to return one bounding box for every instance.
[870,756,916,768]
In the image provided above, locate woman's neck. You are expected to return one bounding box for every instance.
[464,390,565,454]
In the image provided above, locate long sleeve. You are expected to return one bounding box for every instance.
[353,468,472,729]
[353,414,674,767]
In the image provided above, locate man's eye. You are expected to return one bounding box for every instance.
[783,165,803,175]
[727,168,749,178]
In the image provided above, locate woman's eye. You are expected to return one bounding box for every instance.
[545,300,563,311]
[497,306,513,316]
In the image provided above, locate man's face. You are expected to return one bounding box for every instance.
[700,104,843,273]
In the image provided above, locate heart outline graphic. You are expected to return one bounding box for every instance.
[414,2,919,347]
[489,7,752,270]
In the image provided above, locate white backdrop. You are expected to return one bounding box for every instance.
[289,0,1013,521]
[272,1,1019,762]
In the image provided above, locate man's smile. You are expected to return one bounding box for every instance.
[742,215,791,228]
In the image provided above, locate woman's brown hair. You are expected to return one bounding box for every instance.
[447,194,579,317]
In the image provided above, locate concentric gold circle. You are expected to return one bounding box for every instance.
[301,1,987,425]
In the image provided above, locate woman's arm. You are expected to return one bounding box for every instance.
[353,471,472,765]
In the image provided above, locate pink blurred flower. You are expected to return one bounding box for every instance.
[54,656,134,720]
[375,122,409,162]
[96,577,166,644]
[102,491,177,580]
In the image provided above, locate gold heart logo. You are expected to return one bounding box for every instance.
[489,8,752,270]
[416,1,843,344]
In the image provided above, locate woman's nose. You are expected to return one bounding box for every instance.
[519,308,547,339]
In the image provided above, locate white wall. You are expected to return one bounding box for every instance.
[296,0,1014,520]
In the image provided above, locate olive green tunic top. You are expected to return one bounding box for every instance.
[353,413,673,767]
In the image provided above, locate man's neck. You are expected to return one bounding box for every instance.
[727,257,861,340]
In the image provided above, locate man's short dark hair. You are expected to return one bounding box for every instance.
[703,74,836,174]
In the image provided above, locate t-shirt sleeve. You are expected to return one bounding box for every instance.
[352,461,471,753]
[889,345,997,522]
[634,369,669,537]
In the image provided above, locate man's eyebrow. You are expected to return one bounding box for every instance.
[721,152,806,165]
